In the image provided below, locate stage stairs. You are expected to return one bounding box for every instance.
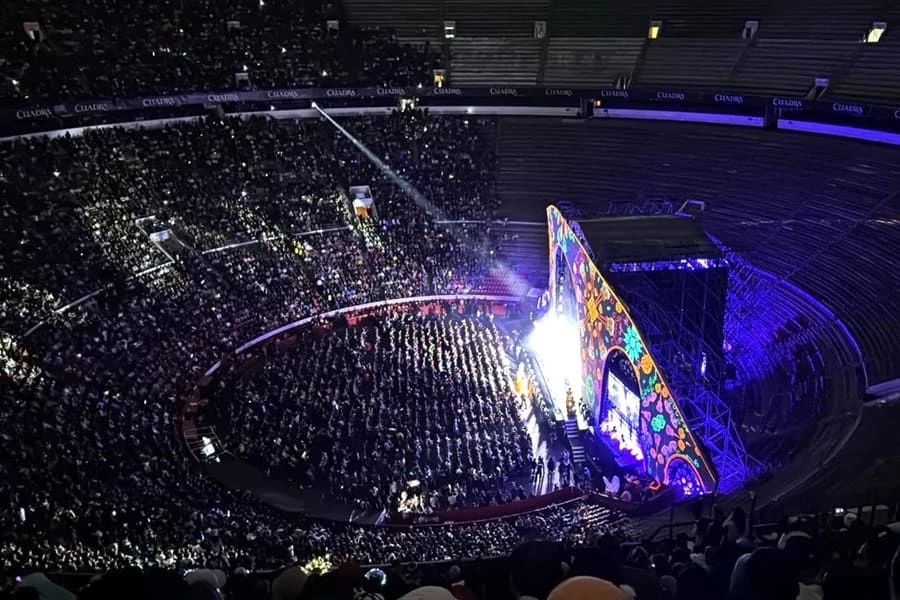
[564,418,586,465]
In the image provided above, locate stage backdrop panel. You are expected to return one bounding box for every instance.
[547,205,718,494]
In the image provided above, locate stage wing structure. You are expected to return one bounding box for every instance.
[547,205,718,493]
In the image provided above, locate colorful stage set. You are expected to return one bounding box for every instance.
[545,205,719,495]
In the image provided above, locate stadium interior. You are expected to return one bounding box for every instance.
[2,0,900,599]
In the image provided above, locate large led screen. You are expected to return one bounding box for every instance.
[601,372,643,461]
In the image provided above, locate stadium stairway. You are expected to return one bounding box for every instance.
[489,220,550,290]
[564,418,586,465]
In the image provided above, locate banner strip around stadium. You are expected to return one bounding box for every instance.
[5,86,900,130]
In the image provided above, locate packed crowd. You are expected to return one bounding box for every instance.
[0,110,500,333]
[0,0,440,103]
[219,309,533,512]
[0,105,520,574]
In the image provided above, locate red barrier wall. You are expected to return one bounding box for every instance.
[387,487,582,526]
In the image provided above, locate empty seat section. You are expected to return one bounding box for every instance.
[732,40,858,95]
[444,0,549,37]
[637,38,745,88]
[450,38,540,85]
[544,38,644,87]
[650,0,775,37]
[830,43,900,103]
[343,0,443,41]
[759,0,880,39]
[549,0,654,37]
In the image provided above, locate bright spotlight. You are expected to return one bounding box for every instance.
[311,101,318,109]
[528,312,582,419]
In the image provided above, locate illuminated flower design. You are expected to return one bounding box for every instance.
[642,371,658,396]
[677,427,686,439]
[615,301,623,313]
[624,325,642,363]
[651,413,666,433]
[586,296,601,322]
[600,326,613,348]
[640,354,654,374]
[678,439,686,452]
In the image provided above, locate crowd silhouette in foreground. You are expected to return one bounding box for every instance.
[4,505,900,600]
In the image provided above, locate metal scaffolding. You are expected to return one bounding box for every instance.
[609,263,764,493]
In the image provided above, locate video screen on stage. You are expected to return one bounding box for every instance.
[600,373,643,461]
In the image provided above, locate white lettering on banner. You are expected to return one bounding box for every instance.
[266,90,301,99]
[832,102,864,115]
[433,87,463,95]
[773,98,803,108]
[545,88,573,96]
[656,91,686,101]
[489,88,519,96]
[376,87,406,96]
[16,108,53,120]
[142,97,179,107]
[74,103,113,113]
[207,93,240,103]
[325,89,357,97]
[600,90,629,98]
[714,93,744,104]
